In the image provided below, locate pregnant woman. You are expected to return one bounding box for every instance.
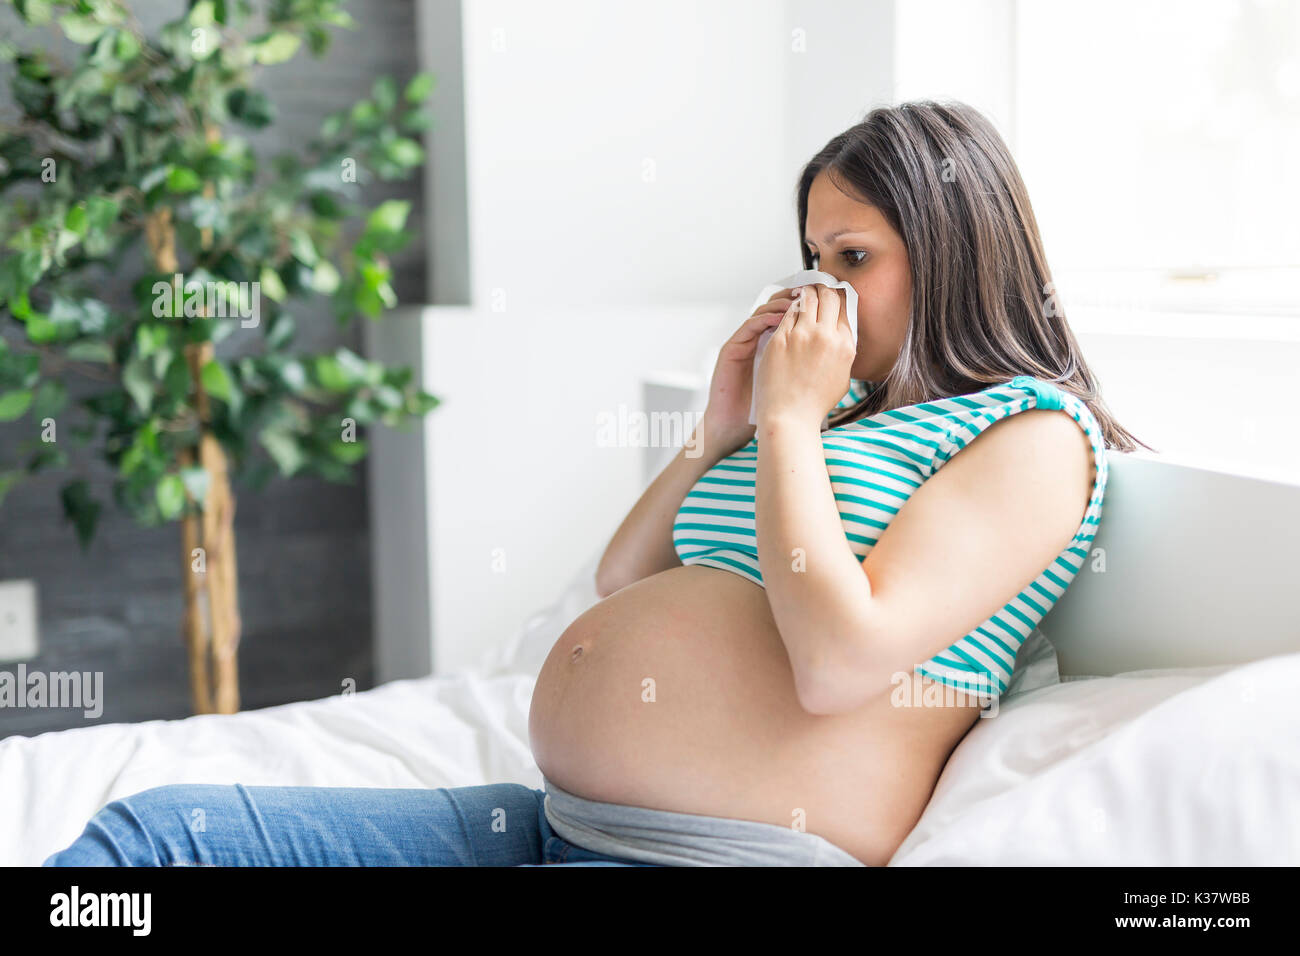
[45,100,1147,868]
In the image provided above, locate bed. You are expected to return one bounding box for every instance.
[3,453,1298,866]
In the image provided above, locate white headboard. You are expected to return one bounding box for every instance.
[642,376,1300,678]
[1044,454,1299,677]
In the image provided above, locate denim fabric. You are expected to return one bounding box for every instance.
[40,783,658,867]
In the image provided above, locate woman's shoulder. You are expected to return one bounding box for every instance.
[943,377,1104,444]
[936,377,1106,530]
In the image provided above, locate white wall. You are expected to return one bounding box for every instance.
[1076,323,1300,485]
[458,0,791,308]
[374,0,901,677]
[424,304,729,674]
[375,0,1298,681]
[893,0,1015,136]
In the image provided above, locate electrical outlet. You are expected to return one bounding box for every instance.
[0,579,39,662]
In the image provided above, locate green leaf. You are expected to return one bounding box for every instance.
[188,196,226,230]
[320,112,343,138]
[366,199,410,234]
[59,14,107,45]
[155,474,186,520]
[329,439,367,464]
[64,203,88,235]
[149,345,173,379]
[0,390,33,421]
[113,29,141,62]
[179,466,209,505]
[404,72,435,103]
[265,311,295,350]
[122,356,153,413]
[260,428,305,475]
[31,380,66,420]
[200,359,232,401]
[15,1,54,27]
[340,348,380,386]
[277,358,306,391]
[313,354,351,392]
[118,422,160,478]
[60,479,102,548]
[0,350,40,390]
[165,166,202,192]
[308,191,345,218]
[289,229,318,265]
[139,165,170,192]
[382,137,424,167]
[111,83,141,112]
[350,99,378,126]
[67,297,108,334]
[88,2,125,26]
[26,445,67,473]
[66,340,115,363]
[252,31,301,65]
[372,77,397,112]
[85,196,120,232]
[399,109,433,133]
[371,384,403,410]
[189,0,216,28]
[259,265,287,303]
[226,87,275,128]
[163,353,191,400]
[408,391,440,416]
[306,24,331,56]
[135,322,169,357]
[309,259,339,295]
[190,25,220,61]
[23,316,60,345]
[354,261,397,316]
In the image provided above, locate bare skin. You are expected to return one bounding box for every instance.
[527,170,1096,866]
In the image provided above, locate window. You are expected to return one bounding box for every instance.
[1013,0,1300,315]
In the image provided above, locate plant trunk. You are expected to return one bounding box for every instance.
[145,198,242,715]
[178,376,242,715]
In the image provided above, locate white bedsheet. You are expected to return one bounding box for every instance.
[1,672,542,866]
[3,547,1297,866]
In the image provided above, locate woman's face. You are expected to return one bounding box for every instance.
[802,169,912,381]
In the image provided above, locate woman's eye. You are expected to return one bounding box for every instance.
[806,249,866,268]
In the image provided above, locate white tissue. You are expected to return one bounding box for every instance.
[747,269,860,428]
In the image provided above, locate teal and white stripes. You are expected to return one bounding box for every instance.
[672,375,1109,700]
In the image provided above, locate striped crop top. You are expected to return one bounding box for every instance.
[672,375,1109,699]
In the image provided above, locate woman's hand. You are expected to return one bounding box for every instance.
[700,289,797,453]
[755,285,856,431]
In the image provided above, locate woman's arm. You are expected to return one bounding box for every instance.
[596,293,797,597]
[753,284,871,709]
[756,286,1094,715]
[755,413,877,709]
[594,416,740,597]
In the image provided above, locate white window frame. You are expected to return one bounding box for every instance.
[894,0,1300,339]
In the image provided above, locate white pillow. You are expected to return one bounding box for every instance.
[890,651,1300,865]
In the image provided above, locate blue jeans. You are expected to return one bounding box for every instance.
[41,783,661,867]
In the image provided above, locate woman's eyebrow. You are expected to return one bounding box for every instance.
[805,228,874,244]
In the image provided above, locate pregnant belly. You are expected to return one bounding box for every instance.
[527,564,983,866]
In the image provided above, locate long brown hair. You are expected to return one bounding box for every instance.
[801,99,1151,453]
